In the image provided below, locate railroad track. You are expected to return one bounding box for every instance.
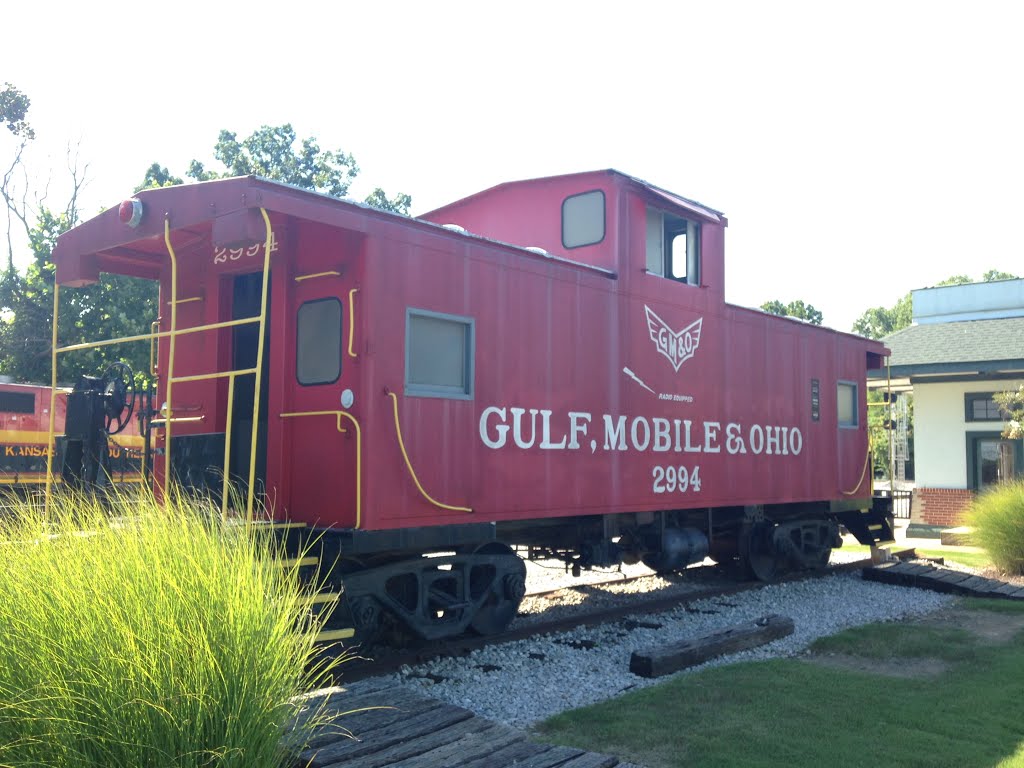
[326,558,872,683]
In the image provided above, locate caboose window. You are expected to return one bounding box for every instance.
[296,298,343,385]
[405,309,474,400]
[837,381,858,428]
[561,190,605,249]
[645,208,700,285]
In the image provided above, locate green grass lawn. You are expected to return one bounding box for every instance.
[533,599,1024,768]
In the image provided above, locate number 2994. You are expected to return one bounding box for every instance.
[652,465,702,494]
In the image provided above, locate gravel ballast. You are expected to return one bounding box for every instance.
[349,573,951,728]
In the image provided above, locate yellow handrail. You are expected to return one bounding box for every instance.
[171,367,258,384]
[149,320,160,376]
[280,410,362,528]
[386,391,472,513]
[294,270,341,282]
[222,374,236,519]
[44,282,60,515]
[348,288,359,358]
[163,220,178,502]
[44,210,274,521]
[56,316,262,354]
[245,209,274,523]
[840,444,871,496]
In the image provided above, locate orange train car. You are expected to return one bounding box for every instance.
[0,380,144,490]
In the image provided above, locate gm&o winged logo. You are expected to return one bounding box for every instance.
[645,305,703,372]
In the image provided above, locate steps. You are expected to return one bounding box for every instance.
[836,496,896,547]
[235,519,356,646]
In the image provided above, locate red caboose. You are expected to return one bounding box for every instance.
[51,169,890,640]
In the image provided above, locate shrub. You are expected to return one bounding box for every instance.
[0,488,343,767]
[966,480,1024,576]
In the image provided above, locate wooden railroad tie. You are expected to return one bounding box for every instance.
[629,614,795,679]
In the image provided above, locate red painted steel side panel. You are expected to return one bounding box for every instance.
[50,174,883,532]
[421,171,621,272]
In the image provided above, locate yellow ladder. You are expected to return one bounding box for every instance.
[45,210,274,523]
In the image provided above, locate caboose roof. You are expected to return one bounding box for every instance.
[51,174,619,287]
[421,169,728,226]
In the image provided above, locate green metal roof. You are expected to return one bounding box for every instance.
[872,316,1024,378]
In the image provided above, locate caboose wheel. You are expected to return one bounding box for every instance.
[468,542,526,636]
[740,521,785,582]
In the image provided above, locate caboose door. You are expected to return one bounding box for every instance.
[281,272,359,528]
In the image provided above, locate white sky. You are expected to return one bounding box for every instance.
[3,1,1021,333]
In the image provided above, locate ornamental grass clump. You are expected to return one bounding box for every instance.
[0,488,343,767]
[966,479,1024,576]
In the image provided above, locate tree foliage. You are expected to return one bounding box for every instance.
[760,299,823,325]
[852,270,1020,339]
[983,270,1017,282]
[137,163,183,191]
[995,385,1023,441]
[0,208,157,385]
[142,123,412,214]
[1,87,156,385]
[1,83,34,139]
[3,104,415,386]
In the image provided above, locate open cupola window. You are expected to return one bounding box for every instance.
[645,207,700,286]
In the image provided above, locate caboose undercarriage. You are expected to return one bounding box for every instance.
[297,501,888,643]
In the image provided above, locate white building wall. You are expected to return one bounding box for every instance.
[913,278,1024,323]
[913,379,1023,488]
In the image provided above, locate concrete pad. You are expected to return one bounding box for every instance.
[940,527,975,546]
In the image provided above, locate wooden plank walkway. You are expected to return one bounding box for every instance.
[290,682,643,768]
[864,561,1024,599]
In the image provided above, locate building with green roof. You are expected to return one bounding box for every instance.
[869,278,1024,536]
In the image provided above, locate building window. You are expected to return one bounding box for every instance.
[406,309,474,399]
[645,207,700,286]
[837,381,858,428]
[296,298,342,385]
[562,190,605,249]
[967,432,1022,491]
[964,392,1007,422]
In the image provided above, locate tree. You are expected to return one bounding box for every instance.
[1,86,156,385]
[137,163,183,191]
[363,187,413,215]
[983,270,1017,282]
[142,124,411,214]
[1,83,34,139]
[760,299,823,325]
[2,82,36,271]
[852,270,1020,339]
[995,385,1023,441]
[851,293,914,340]
[0,207,158,385]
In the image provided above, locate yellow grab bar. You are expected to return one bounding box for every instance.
[294,270,341,282]
[44,282,60,515]
[150,320,160,376]
[56,316,263,354]
[280,410,362,528]
[386,391,472,514]
[244,209,274,523]
[348,288,359,358]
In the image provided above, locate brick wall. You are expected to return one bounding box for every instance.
[913,487,974,528]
